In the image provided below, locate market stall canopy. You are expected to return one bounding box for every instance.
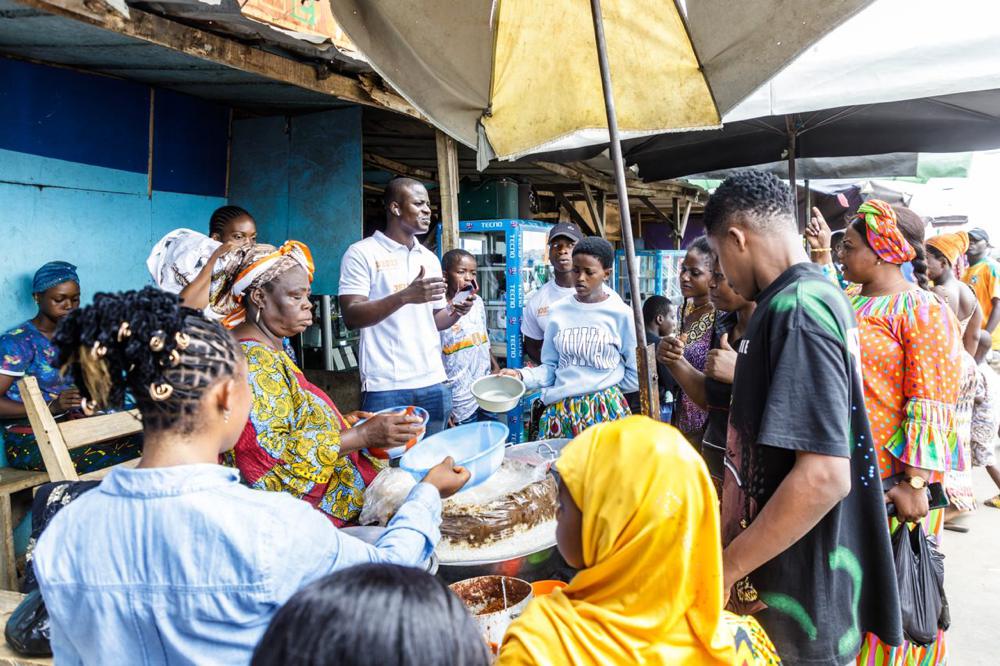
[688,152,974,181]
[327,0,871,164]
[629,89,1000,181]
[726,0,1000,123]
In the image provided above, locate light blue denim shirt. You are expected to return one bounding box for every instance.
[33,464,441,665]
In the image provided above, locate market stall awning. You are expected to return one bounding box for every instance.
[629,89,1000,182]
[726,0,1000,122]
[327,0,871,162]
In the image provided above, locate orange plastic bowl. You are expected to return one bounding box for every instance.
[531,580,567,596]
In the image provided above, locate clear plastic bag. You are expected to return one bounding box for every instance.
[359,468,417,526]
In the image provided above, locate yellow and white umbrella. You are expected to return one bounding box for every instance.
[328,0,871,162]
[329,0,870,414]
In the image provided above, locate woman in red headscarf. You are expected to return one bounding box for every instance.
[839,201,962,665]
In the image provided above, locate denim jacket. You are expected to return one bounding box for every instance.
[33,464,441,665]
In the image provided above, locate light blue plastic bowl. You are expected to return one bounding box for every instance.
[400,422,509,490]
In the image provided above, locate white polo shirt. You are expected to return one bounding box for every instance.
[339,231,448,392]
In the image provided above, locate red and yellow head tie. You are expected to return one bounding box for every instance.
[856,199,915,265]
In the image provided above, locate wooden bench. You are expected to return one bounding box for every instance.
[0,377,142,590]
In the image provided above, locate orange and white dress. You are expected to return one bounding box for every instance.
[850,288,962,666]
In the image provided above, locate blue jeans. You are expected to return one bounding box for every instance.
[457,408,498,426]
[362,383,453,436]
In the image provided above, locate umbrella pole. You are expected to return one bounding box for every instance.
[786,115,798,225]
[589,0,658,419]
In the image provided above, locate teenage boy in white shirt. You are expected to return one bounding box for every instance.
[521,222,584,365]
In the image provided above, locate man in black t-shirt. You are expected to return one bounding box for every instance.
[703,171,902,665]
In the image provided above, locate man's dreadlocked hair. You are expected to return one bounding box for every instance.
[53,287,242,434]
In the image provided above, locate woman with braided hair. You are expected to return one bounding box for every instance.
[146,205,258,318]
[31,286,469,665]
[211,241,424,525]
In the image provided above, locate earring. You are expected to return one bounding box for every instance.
[255,308,261,324]
[223,408,231,423]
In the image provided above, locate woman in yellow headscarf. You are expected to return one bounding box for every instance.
[496,416,779,665]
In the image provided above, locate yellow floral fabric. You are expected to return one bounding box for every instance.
[224,341,383,524]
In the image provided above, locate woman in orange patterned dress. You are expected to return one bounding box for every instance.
[838,201,961,666]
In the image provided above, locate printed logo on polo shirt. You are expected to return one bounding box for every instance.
[392,283,407,293]
[537,306,550,317]
[738,339,750,355]
[556,327,619,369]
[376,259,402,271]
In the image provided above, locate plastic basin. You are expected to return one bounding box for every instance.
[400,422,509,490]
[357,406,430,460]
[530,579,568,596]
[471,375,526,413]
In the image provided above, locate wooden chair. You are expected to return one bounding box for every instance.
[0,377,142,590]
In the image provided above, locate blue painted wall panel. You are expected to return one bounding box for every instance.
[229,108,361,295]
[0,58,229,327]
[0,58,149,174]
[228,116,290,243]
[152,90,229,197]
[289,108,362,296]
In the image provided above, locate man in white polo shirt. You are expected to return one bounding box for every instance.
[339,178,473,435]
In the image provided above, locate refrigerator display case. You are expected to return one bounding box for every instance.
[611,249,687,306]
[455,219,553,442]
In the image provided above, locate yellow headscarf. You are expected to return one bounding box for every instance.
[497,416,737,665]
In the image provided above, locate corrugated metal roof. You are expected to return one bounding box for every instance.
[0,0,352,112]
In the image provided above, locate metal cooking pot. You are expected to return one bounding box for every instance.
[436,543,573,585]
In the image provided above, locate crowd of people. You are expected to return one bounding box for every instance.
[0,169,994,664]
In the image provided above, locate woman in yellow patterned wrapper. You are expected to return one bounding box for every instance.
[211,241,424,525]
[497,416,780,666]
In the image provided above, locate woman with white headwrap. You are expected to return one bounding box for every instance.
[212,241,424,525]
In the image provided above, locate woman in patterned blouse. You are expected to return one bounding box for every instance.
[215,241,423,525]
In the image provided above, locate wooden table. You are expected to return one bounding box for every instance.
[0,591,51,665]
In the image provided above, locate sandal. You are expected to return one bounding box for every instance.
[944,522,970,533]
[984,495,1000,509]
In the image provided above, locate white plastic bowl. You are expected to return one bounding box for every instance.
[471,375,526,413]
[400,422,509,490]
[356,406,430,460]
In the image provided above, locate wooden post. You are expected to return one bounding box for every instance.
[582,182,605,237]
[20,377,77,482]
[590,0,658,419]
[435,129,460,253]
[678,199,693,247]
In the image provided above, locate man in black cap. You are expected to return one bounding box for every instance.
[963,227,1000,353]
[521,222,583,364]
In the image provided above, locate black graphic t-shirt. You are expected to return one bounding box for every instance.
[722,263,903,665]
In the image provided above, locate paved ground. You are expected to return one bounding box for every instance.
[940,467,1000,665]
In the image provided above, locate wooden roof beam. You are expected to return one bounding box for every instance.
[363,152,433,180]
[18,0,422,118]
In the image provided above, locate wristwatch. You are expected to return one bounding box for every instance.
[900,476,928,490]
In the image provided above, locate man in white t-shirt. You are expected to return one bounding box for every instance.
[521,222,584,364]
[339,178,473,434]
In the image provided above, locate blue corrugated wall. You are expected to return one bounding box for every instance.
[229,108,363,296]
[0,57,229,326]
